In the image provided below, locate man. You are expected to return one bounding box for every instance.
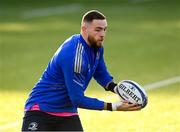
[22,10,142,131]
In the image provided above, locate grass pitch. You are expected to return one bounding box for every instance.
[0,84,180,131]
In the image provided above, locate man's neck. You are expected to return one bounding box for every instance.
[80,33,91,47]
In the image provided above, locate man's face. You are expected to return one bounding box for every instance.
[86,19,107,48]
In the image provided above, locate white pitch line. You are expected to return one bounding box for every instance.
[0,121,20,130]
[0,76,180,130]
[22,4,81,19]
[144,76,180,90]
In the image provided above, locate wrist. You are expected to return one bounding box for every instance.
[106,81,117,93]
[107,103,113,111]
[104,102,123,111]
[104,103,112,111]
[112,101,123,111]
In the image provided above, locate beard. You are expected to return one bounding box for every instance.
[87,35,103,48]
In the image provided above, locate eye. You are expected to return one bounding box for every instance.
[94,27,102,31]
[95,29,101,32]
[104,27,107,31]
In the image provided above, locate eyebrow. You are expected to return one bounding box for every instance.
[95,27,107,30]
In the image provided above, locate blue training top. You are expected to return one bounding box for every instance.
[25,34,113,113]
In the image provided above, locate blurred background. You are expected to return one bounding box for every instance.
[0,0,180,131]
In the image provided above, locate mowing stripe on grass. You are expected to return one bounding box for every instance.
[128,0,154,3]
[22,4,81,19]
[0,75,180,130]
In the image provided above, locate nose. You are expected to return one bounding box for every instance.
[100,30,105,37]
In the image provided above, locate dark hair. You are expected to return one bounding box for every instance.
[82,10,106,23]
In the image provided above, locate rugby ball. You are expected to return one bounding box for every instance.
[116,80,148,108]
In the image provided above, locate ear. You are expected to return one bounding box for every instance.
[81,25,87,32]
[81,25,88,34]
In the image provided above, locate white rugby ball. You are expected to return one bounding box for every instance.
[116,80,148,108]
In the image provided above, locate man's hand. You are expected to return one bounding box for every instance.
[104,101,142,111]
[107,101,142,111]
[115,101,142,111]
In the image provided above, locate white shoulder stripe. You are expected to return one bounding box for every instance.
[76,44,82,73]
[78,44,83,72]
[74,44,80,72]
[74,43,84,73]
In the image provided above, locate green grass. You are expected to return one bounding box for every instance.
[81,84,180,132]
[0,84,180,131]
[0,0,180,131]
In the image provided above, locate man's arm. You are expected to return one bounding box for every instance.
[93,48,117,92]
[93,49,143,111]
[59,44,105,110]
[59,44,142,111]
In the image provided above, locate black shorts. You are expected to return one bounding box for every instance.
[22,111,83,131]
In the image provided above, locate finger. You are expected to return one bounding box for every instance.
[122,100,132,104]
[116,102,142,111]
[121,102,132,107]
[126,105,142,111]
[122,101,139,106]
[121,103,142,110]
[124,103,139,108]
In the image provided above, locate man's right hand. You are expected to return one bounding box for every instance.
[116,101,142,111]
[112,101,142,111]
